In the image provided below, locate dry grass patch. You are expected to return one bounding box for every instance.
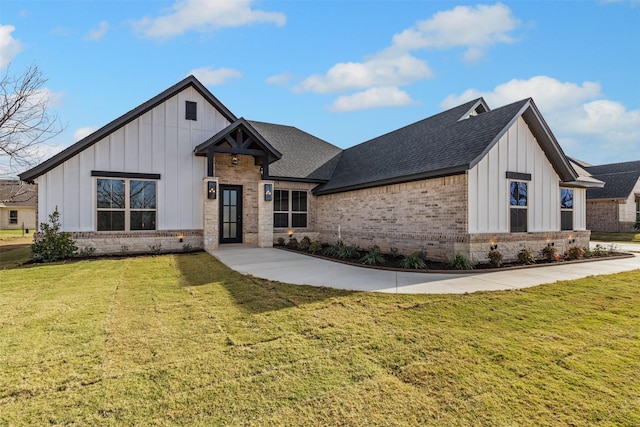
[1,253,639,425]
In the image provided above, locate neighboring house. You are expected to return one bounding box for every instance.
[19,76,602,262]
[583,160,640,232]
[0,180,37,230]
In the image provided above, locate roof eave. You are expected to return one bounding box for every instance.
[19,75,237,183]
[314,166,468,196]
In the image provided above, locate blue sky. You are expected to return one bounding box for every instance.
[2,0,639,176]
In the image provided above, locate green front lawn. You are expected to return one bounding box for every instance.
[591,231,640,243]
[1,253,639,425]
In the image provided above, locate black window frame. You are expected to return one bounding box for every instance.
[509,180,528,233]
[185,101,197,121]
[560,188,574,231]
[273,189,308,228]
[9,210,18,224]
[96,177,157,232]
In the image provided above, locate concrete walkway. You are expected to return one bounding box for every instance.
[210,243,640,294]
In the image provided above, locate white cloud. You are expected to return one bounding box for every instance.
[329,87,419,112]
[188,66,242,85]
[73,127,98,141]
[133,0,286,40]
[295,50,433,94]
[392,3,520,63]
[85,21,109,41]
[0,25,23,69]
[441,76,640,163]
[266,72,295,86]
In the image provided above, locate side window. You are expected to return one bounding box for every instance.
[273,190,289,228]
[9,210,18,224]
[185,101,197,121]
[560,188,573,231]
[510,181,527,233]
[273,190,308,228]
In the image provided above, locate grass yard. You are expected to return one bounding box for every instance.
[1,253,639,426]
[591,231,640,243]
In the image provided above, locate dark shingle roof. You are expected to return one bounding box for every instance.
[314,98,533,194]
[585,161,640,200]
[248,121,343,181]
[0,180,37,207]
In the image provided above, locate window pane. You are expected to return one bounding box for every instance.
[274,212,288,228]
[510,181,527,206]
[560,188,573,209]
[561,211,573,231]
[274,190,288,212]
[292,191,307,212]
[292,213,307,228]
[130,181,156,209]
[130,211,156,230]
[510,208,527,233]
[97,179,125,208]
[97,211,125,231]
[9,210,18,224]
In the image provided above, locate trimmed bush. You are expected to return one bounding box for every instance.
[565,245,585,260]
[287,237,299,249]
[448,253,474,270]
[309,240,322,254]
[276,237,285,246]
[541,245,559,262]
[487,249,503,268]
[32,207,78,263]
[361,246,386,265]
[299,236,312,251]
[401,252,427,270]
[517,247,535,265]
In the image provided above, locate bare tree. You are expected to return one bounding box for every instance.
[0,64,64,179]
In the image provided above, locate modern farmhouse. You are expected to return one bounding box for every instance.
[19,76,603,262]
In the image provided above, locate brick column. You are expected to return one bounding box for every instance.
[203,177,219,253]
[258,180,274,248]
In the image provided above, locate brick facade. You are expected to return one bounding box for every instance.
[315,174,469,261]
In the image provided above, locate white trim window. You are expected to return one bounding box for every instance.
[509,181,528,233]
[560,188,574,231]
[9,210,18,224]
[273,190,307,228]
[97,178,157,231]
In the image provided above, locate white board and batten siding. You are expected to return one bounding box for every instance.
[37,87,231,231]
[468,116,586,234]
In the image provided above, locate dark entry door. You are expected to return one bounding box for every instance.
[220,185,243,243]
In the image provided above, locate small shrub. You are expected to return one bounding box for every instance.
[276,237,285,246]
[389,247,400,258]
[31,207,78,263]
[287,237,299,249]
[337,243,359,260]
[583,246,593,258]
[565,245,585,260]
[517,247,535,265]
[120,244,129,253]
[591,244,607,257]
[149,244,162,255]
[323,244,340,257]
[448,253,474,270]
[401,252,427,270]
[541,245,559,262]
[182,243,193,253]
[487,248,503,268]
[361,246,387,265]
[309,240,322,254]
[76,246,96,258]
[299,236,312,250]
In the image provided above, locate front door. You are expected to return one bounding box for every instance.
[220,185,243,243]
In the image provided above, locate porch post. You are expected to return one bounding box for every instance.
[258,180,274,248]
[203,177,219,253]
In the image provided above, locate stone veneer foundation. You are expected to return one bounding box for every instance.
[63,229,204,255]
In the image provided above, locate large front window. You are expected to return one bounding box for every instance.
[560,188,574,231]
[274,190,307,228]
[510,181,527,233]
[97,178,156,231]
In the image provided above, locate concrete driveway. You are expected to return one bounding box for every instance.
[211,243,640,294]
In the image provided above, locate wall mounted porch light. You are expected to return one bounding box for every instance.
[207,181,217,199]
[177,234,184,243]
[288,230,294,238]
[490,244,498,250]
[547,242,555,247]
[264,183,273,201]
[230,154,238,165]
[568,238,576,244]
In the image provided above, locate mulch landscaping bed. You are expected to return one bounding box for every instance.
[274,245,634,274]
